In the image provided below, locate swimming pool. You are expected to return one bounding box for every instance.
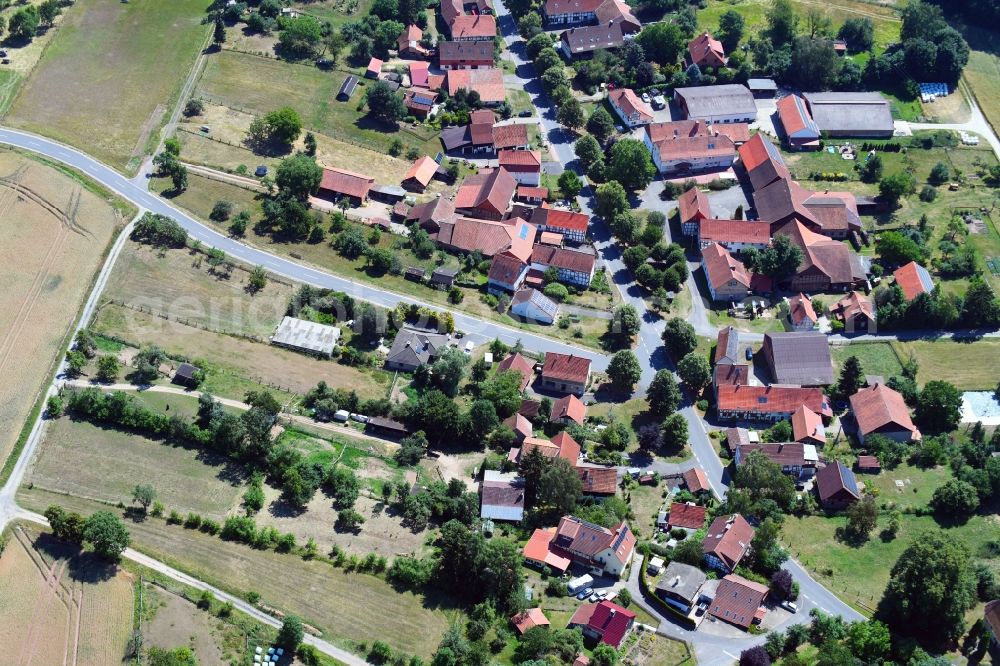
[961,391,1000,425]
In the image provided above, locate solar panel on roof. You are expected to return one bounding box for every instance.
[519,224,529,240]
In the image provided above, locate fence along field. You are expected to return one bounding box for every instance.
[0,150,128,473]
[0,525,134,665]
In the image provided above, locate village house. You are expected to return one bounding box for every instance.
[683,467,711,496]
[577,466,618,496]
[398,24,432,58]
[608,88,654,128]
[761,331,834,386]
[734,442,819,479]
[530,245,597,287]
[792,404,826,446]
[776,94,821,150]
[892,261,935,301]
[406,197,455,232]
[708,575,768,630]
[498,150,542,186]
[687,31,727,69]
[703,514,754,573]
[814,460,861,510]
[510,287,559,324]
[448,14,497,41]
[437,216,535,259]
[496,352,535,391]
[702,242,751,303]
[568,601,636,648]
[445,68,506,105]
[695,219,771,253]
[453,168,518,220]
[511,608,550,636]
[772,220,867,292]
[543,0,638,28]
[553,515,636,576]
[384,328,453,371]
[540,352,591,395]
[487,251,530,293]
[666,501,707,531]
[656,562,707,615]
[674,85,757,124]
[644,121,738,175]
[716,384,831,422]
[403,87,439,119]
[678,186,711,236]
[849,383,921,445]
[512,431,582,466]
[402,156,439,192]
[832,291,875,333]
[438,40,495,69]
[787,293,818,331]
[521,207,589,244]
[559,22,635,59]
[551,394,586,425]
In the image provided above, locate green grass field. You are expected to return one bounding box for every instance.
[6,0,211,172]
[17,488,458,659]
[26,417,246,519]
[890,338,1000,390]
[831,342,904,380]
[866,463,952,509]
[962,26,1000,148]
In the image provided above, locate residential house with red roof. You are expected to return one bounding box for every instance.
[682,467,711,495]
[497,352,535,390]
[517,186,548,204]
[717,384,831,421]
[492,124,531,151]
[487,251,529,293]
[317,167,375,205]
[541,352,591,395]
[406,197,455,232]
[448,14,497,41]
[609,88,654,128]
[543,0,636,27]
[667,502,707,530]
[702,242,751,303]
[498,150,542,186]
[521,207,589,243]
[787,293,818,331]
[409,61,429,87]
[402,156,439,192]
[577,466,618,495]
[512,432,582,466]
[688,32,728,69]
[522,528,573,573]
[678,186,711,236]
[503,412,533,442]
[643,120,738,175]
[734,442,819,479]
[776,94,821,150]
[892,261,934,301]
[792,404,826,446]
[436,216,535,259]
[454,168,518,220]
[398,25,431,58]
[439,40,494,69]
[832,291,875,333]
[511,608,550,635]
[552,515,636,577]
[568,601,636,647]
[703,514,754,573]
[530,245,596,286]
[738,133,790,191]
[695,219,771,253]
[815,460,861,510]
[772,220,867,292]
[446,68,506,105]
[708,575,768,629]
[551,394,586,425]
[403,87,439,119]
[849,383,921,445]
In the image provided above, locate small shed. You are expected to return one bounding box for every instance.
[172,362,200,388]
[430,267,459,287]
[539,231,563,246]
[338,75,359,101]
[746,78,777,98]
[366,57,383,79]
[405,266,426,282]
[366,417,410,438]
[369,184,407,203]
[856,455,881,473]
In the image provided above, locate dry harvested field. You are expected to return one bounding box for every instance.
[6,0,211,171]
[0,150,129,474]
[103,241,295,338]
[91,303,390,399]
[0,525,133,666]
[143,583,230,666]
[0,0,73,115]
[26,416,246,519]
[17,489,458,659]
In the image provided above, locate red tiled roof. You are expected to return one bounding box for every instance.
[703,514,754,571]
[493,125,530,150]
[834,291,874,323]
[678,186,711,224]
[437,217,534,260]
[521,433,580,465]
[539,231,563,245]
[577,466,617,494]
[788,293,817,326]
[403,156,438,187]
[610,88,654,123]
[488,251,528,287]
[585,600,636,647]
[447,68,505,103]
[454,168,518,217]
[714,363,749,387]
[542,352,591,384]
[738,134,790,191]
[668,502,707,529]
[792,404,824,444]
[702,242,750,292]
[697,219,771,245]
[496,351,534,390]
[517,186,548,200]
[503,412,533,438]
[688,31,727,68]
[409,61,429,87]
[530,244,596,274]
[319,167,374,200]
[551,432,581,461]
[367,57,383,74]
[535,208,589,233]
[594,0,639,29]
[654,133,736,162]
[544,0,604,15]
[713,123,751,144]
[815,460,860,503]
[449,14,497,39]
[893,261,934,301]
[682,468,710,493]
[849,383,921,441]
[857,455,881,470]
[776,94,820,140]
[708,575,768,629]
[511,608,550,635]
[552,394,586,424]
[773,219,866,287]
[736,442,809,467]
[522,528,572,571]
[717,384,830,417]
[498,149,541,171]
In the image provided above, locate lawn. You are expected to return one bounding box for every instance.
[889,338,1000,390]
[0,151,129,480]
[962,26,1000,146]
[707,308,786,334]
[782,512,998,616]
[0,526,134,665]
[17,488,459,659]
[195,50,440,157]
[26,416,247,519]
[830,342,904,380]
[103,241,296,338]
[6,0,211,172]
[866,463,953,509]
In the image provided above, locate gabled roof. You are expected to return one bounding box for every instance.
[736,442,811,467]
[488,251,528,286]
[406,196,455,229]
[801,92,894,135]
[702,242,750,292]
[788,293,817,326]
[688,31,727,68]
[834,291,874,323]
[511,608,550,635]
[738,134,789,191]
[697,218,771,245]
[319,167,375,199]
[555,516,634,564]
[776,94,820,140]
[667,502,707,529]
[675,84,756,120]
[409,61,429,87]
[367,57,383,74]
[542,352,591,383]
[682,467,710,494]
[715,325,740,365]
[503,412,533,438]
[762,332,834,386]
[594,0,639,29]
[792,404,825,445]
[403,156,439,187]
[703,514,754,571]
[439,40,494,62]
[454,168,518,216]
[498,149,541,170]
[512,287,559,319]
[717,384,831,417]
[773,219,867,288]
[656,561,707,602]
[552,394,587,424]
[481,470,525,512]
[815,460,860,503]
[531,208,590,234]
[496,351,534,390]
[449,14,497,39]
[893,261,934,301]
[436,216,535,260]
[609,88,654,123]
[678,186,711,224]
[493,125,531,150]
[582,600,636,647]
[521,433,581,465]
[522,528,572,571]
[544,0,603,14]
[530,244,596,274]
[447,68,505,103]
[849,383,921,441]
[653,133,736,163]
[753,175,814,224]
[708,575,768,629]
[560,22,627,54]
[577,466,617,494]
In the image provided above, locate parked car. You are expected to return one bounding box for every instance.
[641,92,651,103]
[350,413,369,424]
[595,590,608,600]
[518,110,532,117]
[745,347,753,361]
[652,95,666,109]
[781,600,798,613]
[588,592,600,602]
[464,340,474,354]
[576,587,594,600]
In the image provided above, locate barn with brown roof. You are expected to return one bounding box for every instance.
[454,168,518,220]
[402,156,439,192]
[849,383,921,445]
[717,384,831,421]
[436,216,535,260]
[541,352,591,395]
[814,460,861,510]
[317,167,375,205]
